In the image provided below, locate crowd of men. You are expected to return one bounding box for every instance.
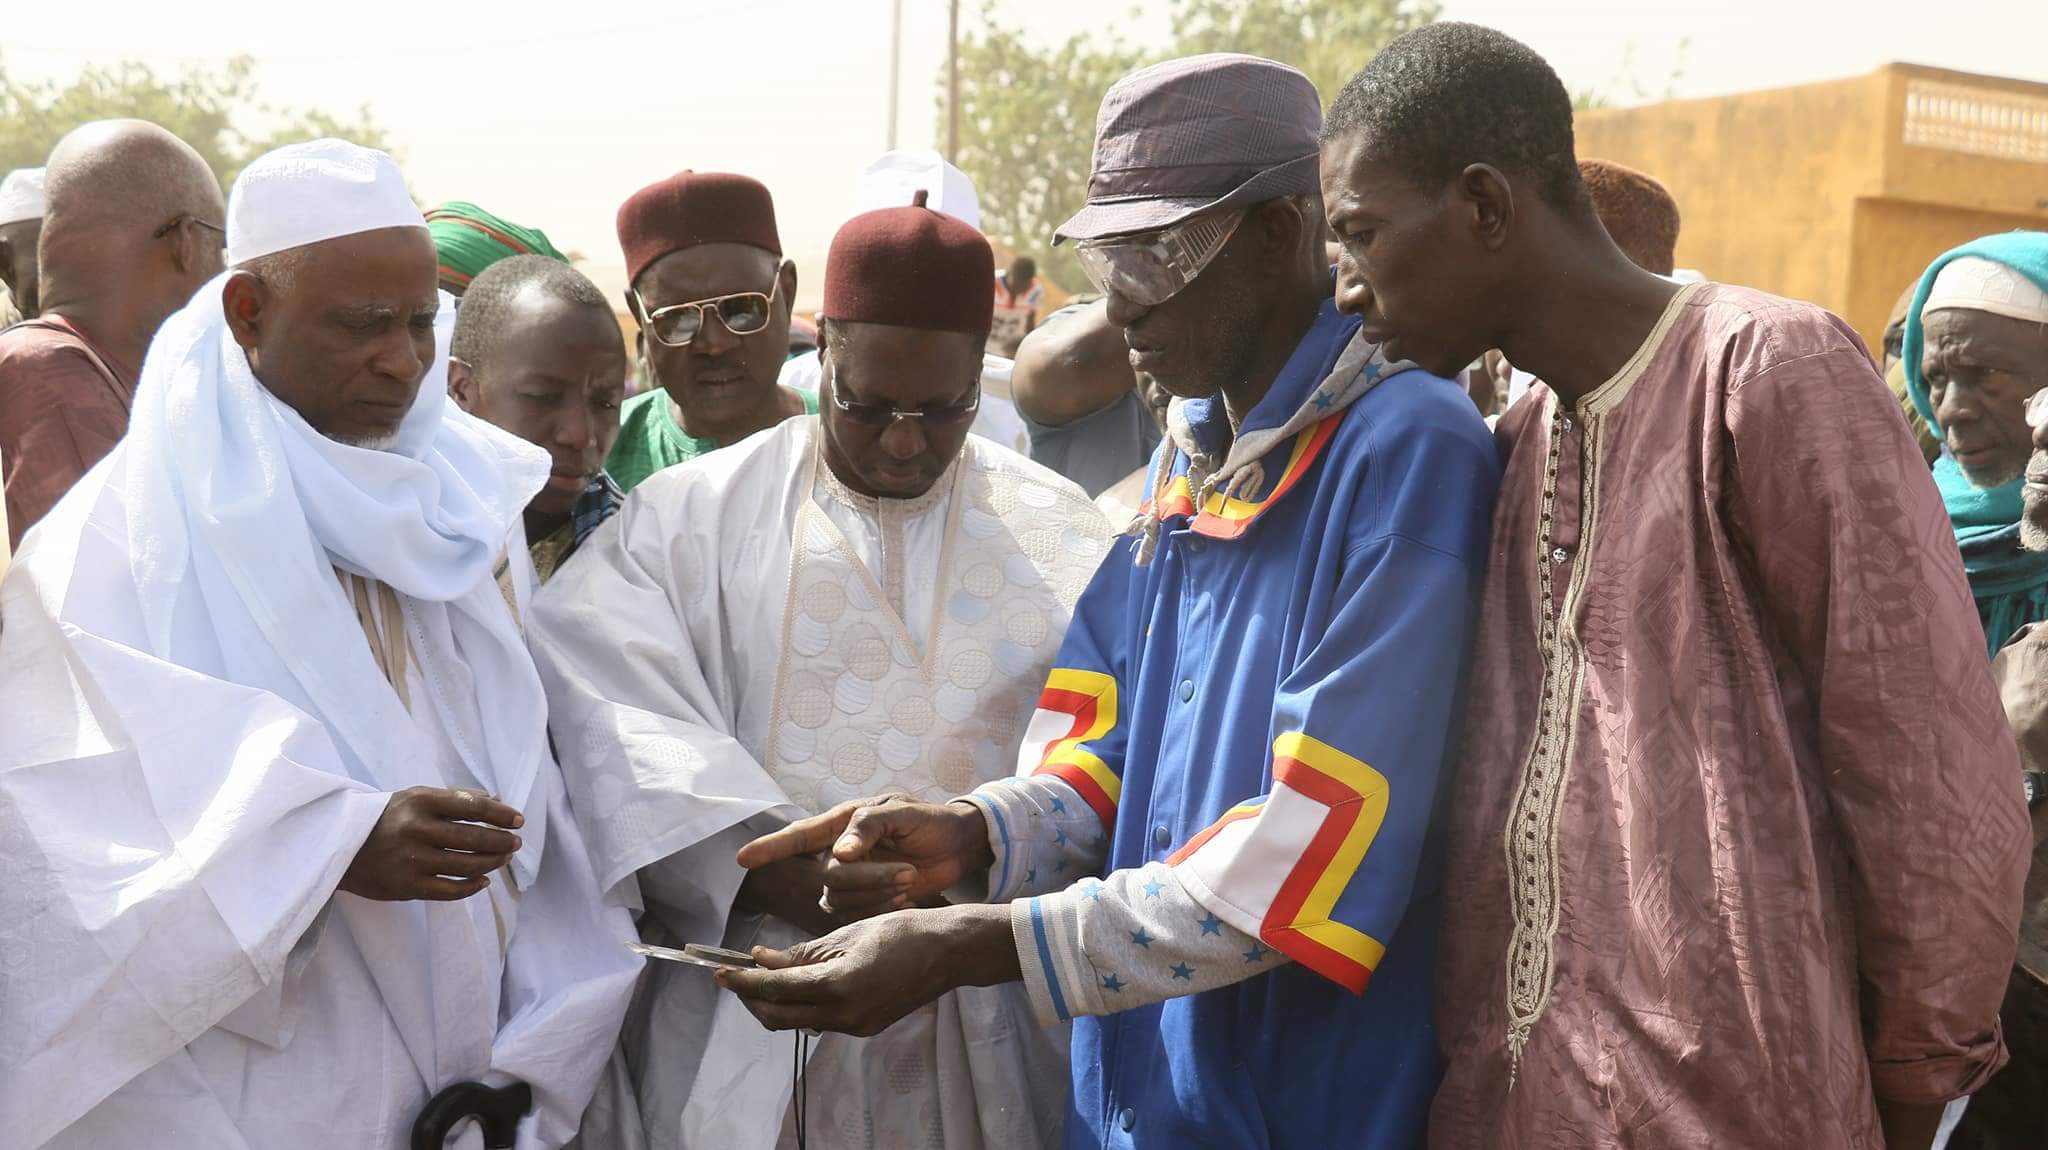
[0,21,2043,1150]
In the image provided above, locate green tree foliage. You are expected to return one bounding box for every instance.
[1168,0,1440,113]
[945,0,1438,289]
[0,55,394,192]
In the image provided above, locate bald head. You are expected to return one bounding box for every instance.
[36,120,225,356]
[43,120,222,235]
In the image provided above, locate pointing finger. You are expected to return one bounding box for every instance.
[736,799,869,869]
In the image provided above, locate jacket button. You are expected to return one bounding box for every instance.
[1178,678,1194,702]
[1153,824,1170,850]
[1119,1108,1136,1132]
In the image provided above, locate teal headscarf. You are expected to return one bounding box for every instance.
[1901,230,2048,655]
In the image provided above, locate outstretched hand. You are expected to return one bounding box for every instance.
[736,793,994,916]
[716,903,1021,1036]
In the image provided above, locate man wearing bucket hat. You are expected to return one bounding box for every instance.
[722,53,1499,1148]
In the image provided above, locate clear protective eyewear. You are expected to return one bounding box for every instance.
[634,270,784,348]
[1073,208,1245,307]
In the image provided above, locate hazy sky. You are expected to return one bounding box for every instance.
[7,0,2044,305]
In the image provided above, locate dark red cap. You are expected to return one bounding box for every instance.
[821,190,995,336]
[616,171,781,287]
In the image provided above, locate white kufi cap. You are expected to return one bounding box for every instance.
[852,149,981,231]
[226,138,424,266]
[0,168,46,226]
[1925,255,2048,326]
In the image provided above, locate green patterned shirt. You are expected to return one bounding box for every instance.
[606,387,818,492]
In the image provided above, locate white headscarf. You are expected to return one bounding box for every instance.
[0,166,43,225]
[1925,254,2048,325]
[120,139,556,881]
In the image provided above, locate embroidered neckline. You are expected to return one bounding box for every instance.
[1576,281,1703,418]
[814,436,960,519]
[1501,392,1606,1082]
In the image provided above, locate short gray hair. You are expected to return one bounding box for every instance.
[238,248,307,295]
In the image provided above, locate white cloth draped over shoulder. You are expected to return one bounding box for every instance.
[0,272,640,1149]
[532,417,1114,1150]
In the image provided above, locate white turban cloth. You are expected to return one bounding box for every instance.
[117,136,556,883]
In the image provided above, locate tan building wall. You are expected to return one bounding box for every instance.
[1577,64,2048,354]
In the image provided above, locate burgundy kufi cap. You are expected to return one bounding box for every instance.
[616,171,781,286]
[822,190,995,336]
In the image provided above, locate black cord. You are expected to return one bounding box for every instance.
[791,1029,810,1150]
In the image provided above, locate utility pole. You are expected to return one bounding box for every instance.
[946,0,961,162]
[886,0,903,150]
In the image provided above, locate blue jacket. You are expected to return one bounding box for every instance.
[1028,303,1500,1147]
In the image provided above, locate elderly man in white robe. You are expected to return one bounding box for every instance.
[533,194,1113,1150]
[0,139,640,1149]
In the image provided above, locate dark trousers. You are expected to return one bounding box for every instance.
[1951,966,2048,1150]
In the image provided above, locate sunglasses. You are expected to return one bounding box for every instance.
[1073,208,1245,308]
[633,268,785,348]
[827,369,980,430]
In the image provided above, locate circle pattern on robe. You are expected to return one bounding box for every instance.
[987,710,1019,751]
[778,722,818,765]
[948,648,993,690]
[934,741,978,794]
[961,505,1003,540]
[992,639,1037,679]
[834,671,876,715]
[879,727,922,771]
[789,613,832,658]
[1063,525,1108,558]
[933,683,979,724]
[832,740,879,787]
[1008,549,1051,590]
[787,673,833,729]
[845,625,892,681]
[803,581,848,623]
[890,691,935,736]
[947,589,994,625]
[765,461,1114,845]
[1003,603,1049,649]
[963,563,1004,598]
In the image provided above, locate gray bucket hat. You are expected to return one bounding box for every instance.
[1055,53,1322,245]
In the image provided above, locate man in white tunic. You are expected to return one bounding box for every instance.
[0,139,640,1150]
[532,193,1113,1149]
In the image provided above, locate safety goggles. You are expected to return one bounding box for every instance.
[1072,208,1245,307]
[827,371,980,430]
[634,270,784,348]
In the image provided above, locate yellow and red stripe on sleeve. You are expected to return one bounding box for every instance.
[1022,668,1121,827]
[1137,415,1341,541]
[1169,732,1389,992]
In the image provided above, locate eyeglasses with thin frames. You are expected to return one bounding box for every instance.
[826,363,980,430]
[633,268,786,348]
